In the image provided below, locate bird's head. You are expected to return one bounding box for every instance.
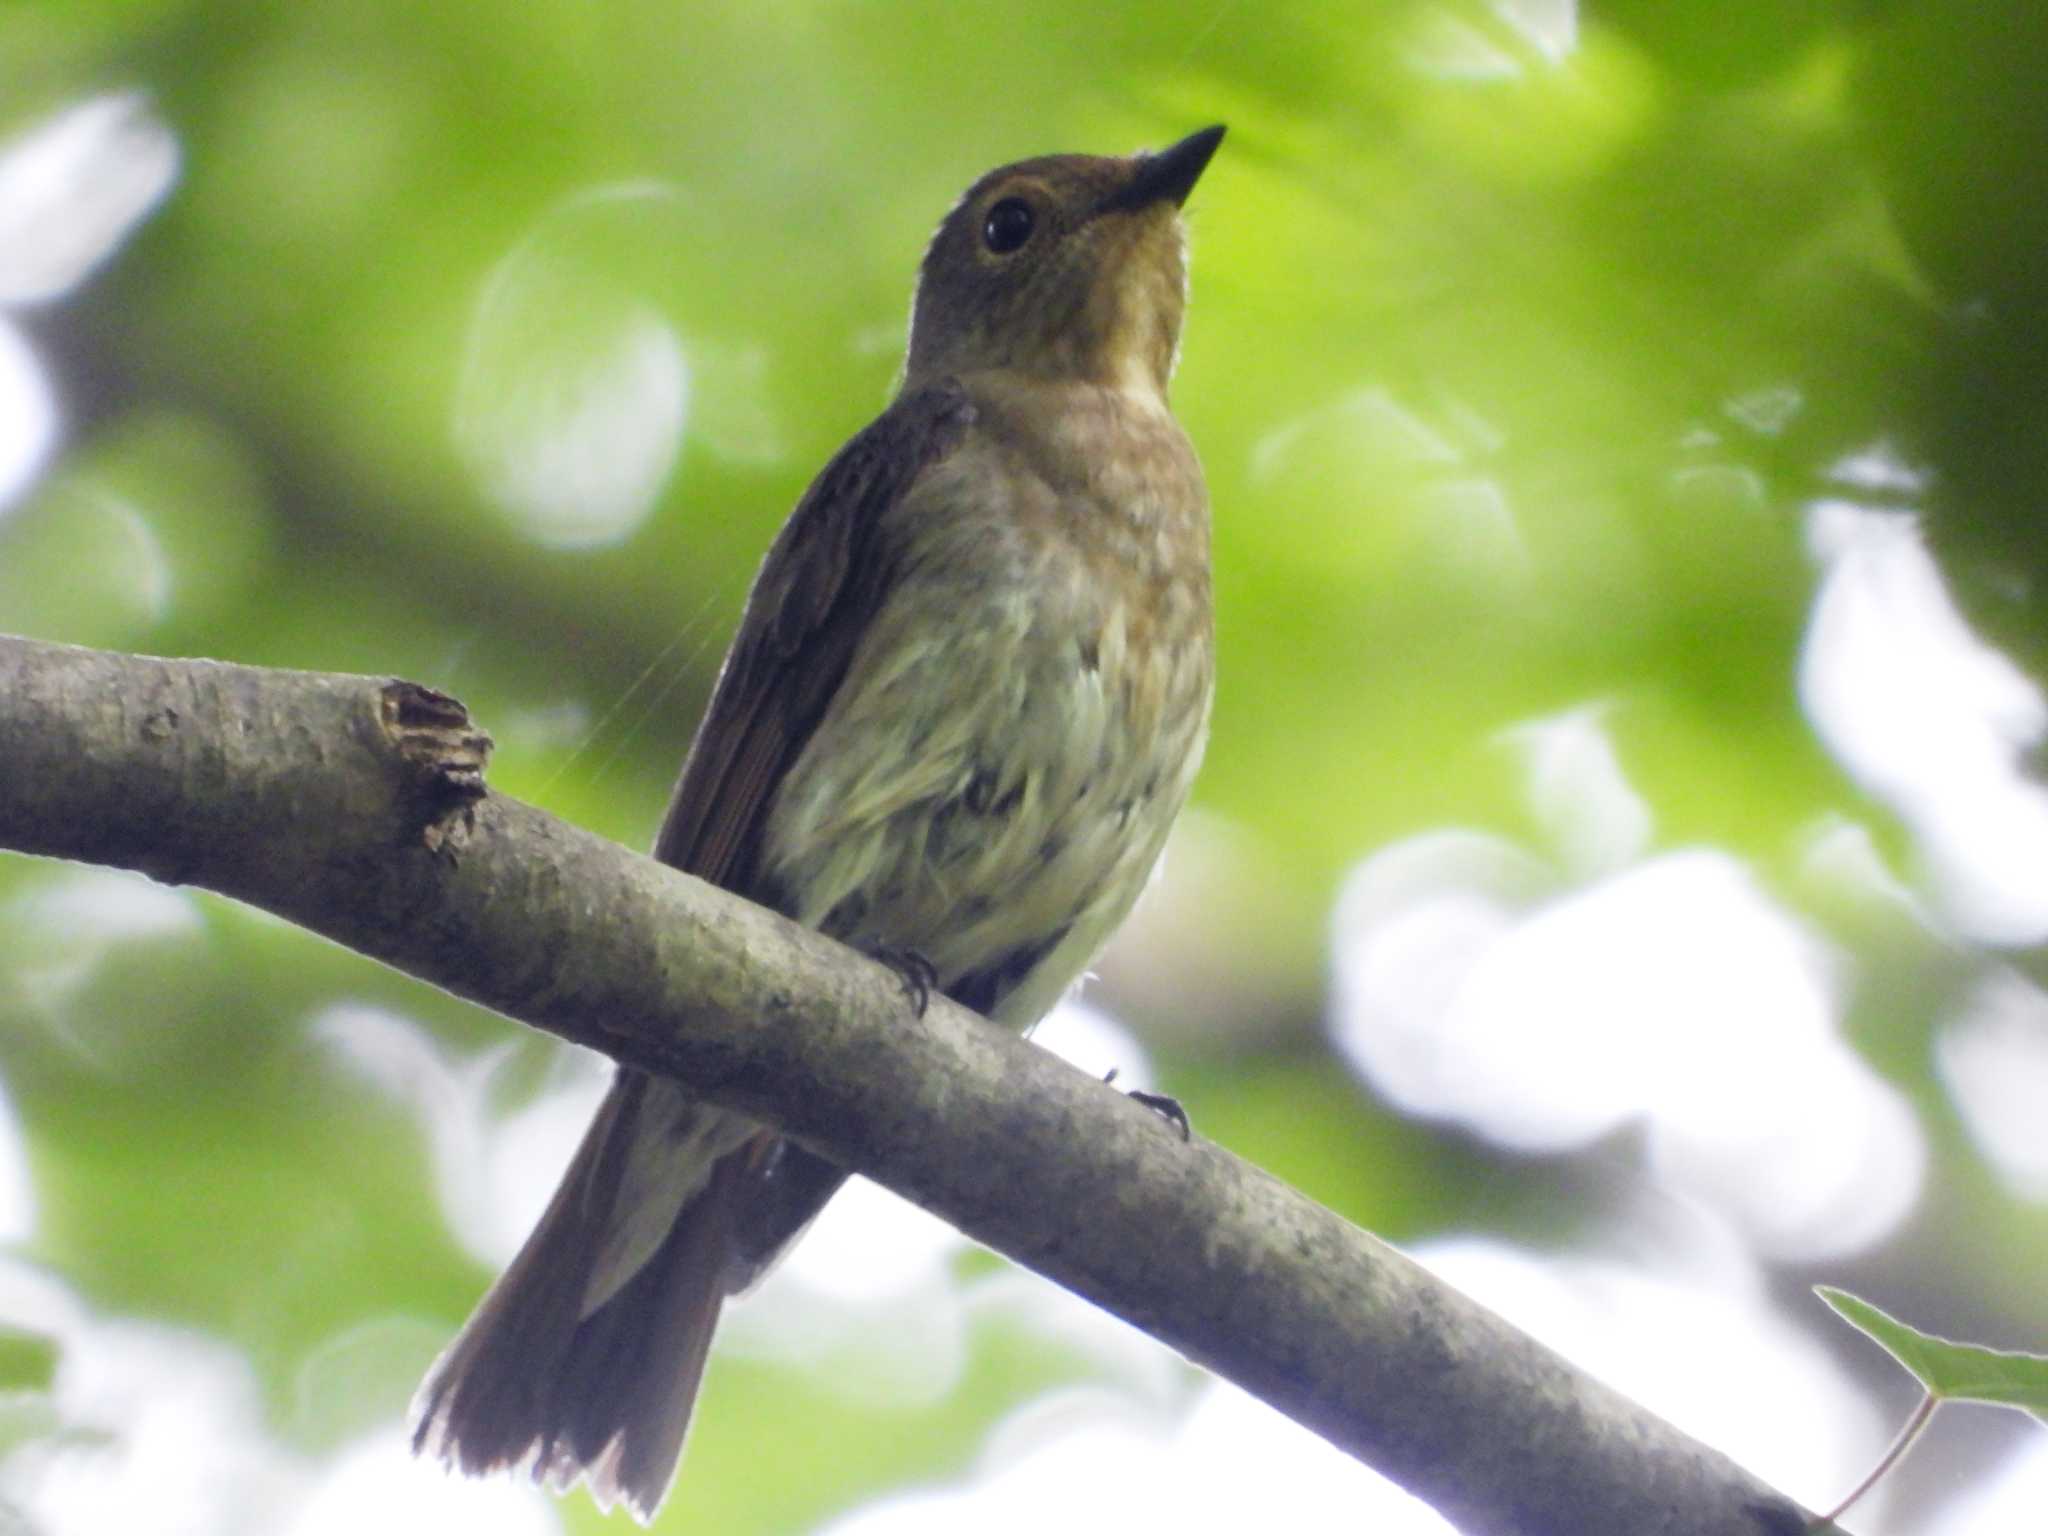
[904,125,1224,399]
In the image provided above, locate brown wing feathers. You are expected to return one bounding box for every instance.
[654,380,975,893]
[413,382,974,1520]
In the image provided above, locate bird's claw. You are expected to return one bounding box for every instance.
[1103,1069,1192,1142]
[867,944,939,1016]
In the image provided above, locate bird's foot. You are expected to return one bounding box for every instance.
[865,943,939,1016]
[1104,1068,1191,1142]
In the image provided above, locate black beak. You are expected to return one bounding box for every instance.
[1106,124,1226,213]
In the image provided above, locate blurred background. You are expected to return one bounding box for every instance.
[1,0,2044,1531]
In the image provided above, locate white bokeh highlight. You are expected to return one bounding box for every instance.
[1029,996,1160,1090]
[1926,1436,2048,1536]
[11,848,196,933]
[1801,494,2048,945]
[0,1261,561,1536]
[0,316,56,511]
[721,1173,973,1412]
[1936,969,2048,1203]
[1422,1238,1882,1514]
[1331,707,1925,1260]
[816,1238,1878,1536]
[0,92,179,306]
[454,183,690,548]
[1407,0,1579,77]
[326,993,1167,1415]
[1,1316,298,1536]
[0,1080,39,1245]
[286,1428,560,1536]
[725,999,1163,1405]
[7,868,205,1024]
[1502,704,1652,880]
[311,1003,608,1267]
[816,1382,1454,1536]
[0,92,179,514]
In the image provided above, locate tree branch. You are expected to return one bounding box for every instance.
[0,633,1815,1536]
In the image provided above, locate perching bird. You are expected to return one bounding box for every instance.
[413,123,1224,1520]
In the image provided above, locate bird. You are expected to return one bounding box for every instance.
[412,123,1224,1521]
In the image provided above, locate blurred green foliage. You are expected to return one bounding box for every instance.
[1,1,2045,1531]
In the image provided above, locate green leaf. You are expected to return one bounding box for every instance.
[1818,1287,2048,1420]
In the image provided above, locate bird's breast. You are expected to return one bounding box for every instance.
[759,386,1212,1028]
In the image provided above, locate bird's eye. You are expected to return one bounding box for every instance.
[982,198,1035,254]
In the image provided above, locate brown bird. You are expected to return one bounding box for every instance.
[412,124,1224,1520]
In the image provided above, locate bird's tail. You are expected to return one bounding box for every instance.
[410,1069,768,1522]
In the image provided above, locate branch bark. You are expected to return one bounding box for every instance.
[0,633,1816,1536]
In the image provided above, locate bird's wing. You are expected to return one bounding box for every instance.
[652,378,975,890]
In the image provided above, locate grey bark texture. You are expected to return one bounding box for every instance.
[0,633,1823,1536]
